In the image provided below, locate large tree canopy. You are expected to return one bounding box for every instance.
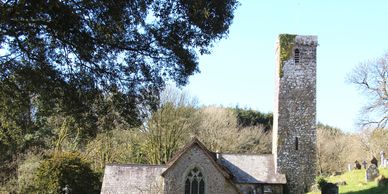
[0,0,239,179]
[1,0,238,83]
[0,0,238,118]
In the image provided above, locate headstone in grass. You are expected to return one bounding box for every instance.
[366,164,379,182]
[371,156,378,167]
[362,160,367,169]
[321,183,338,194]
[354,160,361,169]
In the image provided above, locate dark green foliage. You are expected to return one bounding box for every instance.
[0,0,239,183]
[232,107,273,131]
[34,152,100,194]
[1,0,238,98]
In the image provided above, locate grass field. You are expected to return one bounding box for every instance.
[308,168,388,194]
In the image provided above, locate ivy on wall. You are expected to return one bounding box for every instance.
[278,34,296,77]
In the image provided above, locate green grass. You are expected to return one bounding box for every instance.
[308,168,388,194]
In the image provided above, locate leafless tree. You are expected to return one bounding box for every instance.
[84,129,146,171]
[197,106,271,154]
[348,53,388,128]
[358,127,388,157]
[316,125,350,174]
[141,86,200,164]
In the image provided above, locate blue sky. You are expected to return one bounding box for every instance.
[185,1,388,132]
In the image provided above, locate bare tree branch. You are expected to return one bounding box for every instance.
[348,53,388,128]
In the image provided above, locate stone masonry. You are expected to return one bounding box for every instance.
[162,144,238,194]
[273,34,318,194]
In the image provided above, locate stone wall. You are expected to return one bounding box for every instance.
[163,144,238,194]
[273,34,318,194]
[236,184,283,194]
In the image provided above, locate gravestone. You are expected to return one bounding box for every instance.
[380,151,385,167]
[371,156,378,167]
[321,183,338,194]
[354,160,361,169]
[362,160,367,169]
[365,164,379,182]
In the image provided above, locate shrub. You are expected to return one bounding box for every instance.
[34,152,100,194]
[18,152,43,193]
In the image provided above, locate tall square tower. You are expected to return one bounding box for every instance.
[273,34,318,194]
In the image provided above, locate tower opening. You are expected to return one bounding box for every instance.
[294,49,300,64]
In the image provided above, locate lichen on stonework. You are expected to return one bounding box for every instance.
[278,34,296,77]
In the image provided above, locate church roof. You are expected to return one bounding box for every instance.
[161,137,242,193]
[101,164,167,194]
[162,137,232,179]
[162,137,285,185]
[101,138,286,193]
[218,154,287,184]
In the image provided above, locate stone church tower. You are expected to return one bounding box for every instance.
[272,34,318,194]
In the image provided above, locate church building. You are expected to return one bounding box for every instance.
[101,34,318,194]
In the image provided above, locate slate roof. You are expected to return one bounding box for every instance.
[218,154,287,184]
[101,164,167,194]
[101,138,286,193]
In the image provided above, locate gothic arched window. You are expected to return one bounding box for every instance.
[294,48,300,64]
[184,167,205,194]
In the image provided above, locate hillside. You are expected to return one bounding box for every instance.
[308,168,388,194]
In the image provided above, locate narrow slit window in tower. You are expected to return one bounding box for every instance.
[295,137,299,150]
[294,49,300,64]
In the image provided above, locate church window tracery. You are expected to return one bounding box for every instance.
[184,167,205,194]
